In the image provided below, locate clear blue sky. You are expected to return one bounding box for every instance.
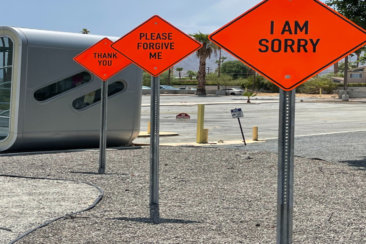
[0,0,326,37]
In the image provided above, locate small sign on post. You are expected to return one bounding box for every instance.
[73,38,131,174]
[230,108,243,119]
[112,15,202,224]
[210,0,366,242]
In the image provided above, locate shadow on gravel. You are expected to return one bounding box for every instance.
[70,171,129,176]
[0,146,141,157]
[110,217,200,224]
[0,227,12,232]
[340,156,366,171]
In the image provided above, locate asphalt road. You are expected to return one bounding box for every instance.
[134,94,366,164]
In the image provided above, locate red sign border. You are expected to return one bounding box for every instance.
[112,15,203,77]
[209,0,366,91]
[73,37,131,82]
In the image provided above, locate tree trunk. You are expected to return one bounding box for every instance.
[356,52,360,67]
[167,66,173,85]
[334,62,339,74]
[167,68,171,85]
[196,56,207,96]
[218,49,222,78]
[217,49,222,90]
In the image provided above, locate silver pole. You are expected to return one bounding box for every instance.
[98,80,108,174]
[237,118,246,146]
[150,75,160,223]
[277,89,295,244]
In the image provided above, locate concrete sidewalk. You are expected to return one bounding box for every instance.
[0,175,102,244]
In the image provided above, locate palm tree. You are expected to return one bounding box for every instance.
[167,66,174,85]
[191,32,218,96]
[186,70,196,80]
[333,62,339,74]
[176,67,183,79]
[81,28,90,34]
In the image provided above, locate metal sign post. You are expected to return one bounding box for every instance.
[73,38,132,174]
[111,15,202,225]
[277,89,295,244]
[237,118,247,146]
[231,108,246,145]
[98,80,108,174]
[209,1,366,242]
[150,75,160,224]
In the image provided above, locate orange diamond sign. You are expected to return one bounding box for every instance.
[209,0,366,91]
[74,38,131,81]
[112,15,202,77]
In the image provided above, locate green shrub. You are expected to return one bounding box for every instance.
[239,75,279,92]
[243,88,257,103]
[205,73,234,87]
[159,70,173,85]
[297,75,337,94]
[142,72,151,86]
[221,60,254,79]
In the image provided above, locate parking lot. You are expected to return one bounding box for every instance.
[133,93,366,165]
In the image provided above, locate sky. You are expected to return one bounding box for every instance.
[0,0,266,73]
[0,0,327,37]
[1,0,337,74]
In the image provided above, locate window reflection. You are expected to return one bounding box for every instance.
[0,36,13,140]
[72,81,125,110]
[34,72,91,101]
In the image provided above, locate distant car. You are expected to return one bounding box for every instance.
[142,86,151,90]
[179,87,197,91]
[223,88,244,95]
[160,85,180,90]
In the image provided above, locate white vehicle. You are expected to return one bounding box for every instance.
[223,88,244,95]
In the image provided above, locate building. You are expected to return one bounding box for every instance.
[0,27,142,151]
[348,66,366,83]
[332,66,366,84]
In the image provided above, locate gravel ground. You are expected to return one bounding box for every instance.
[0,146,365,243]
